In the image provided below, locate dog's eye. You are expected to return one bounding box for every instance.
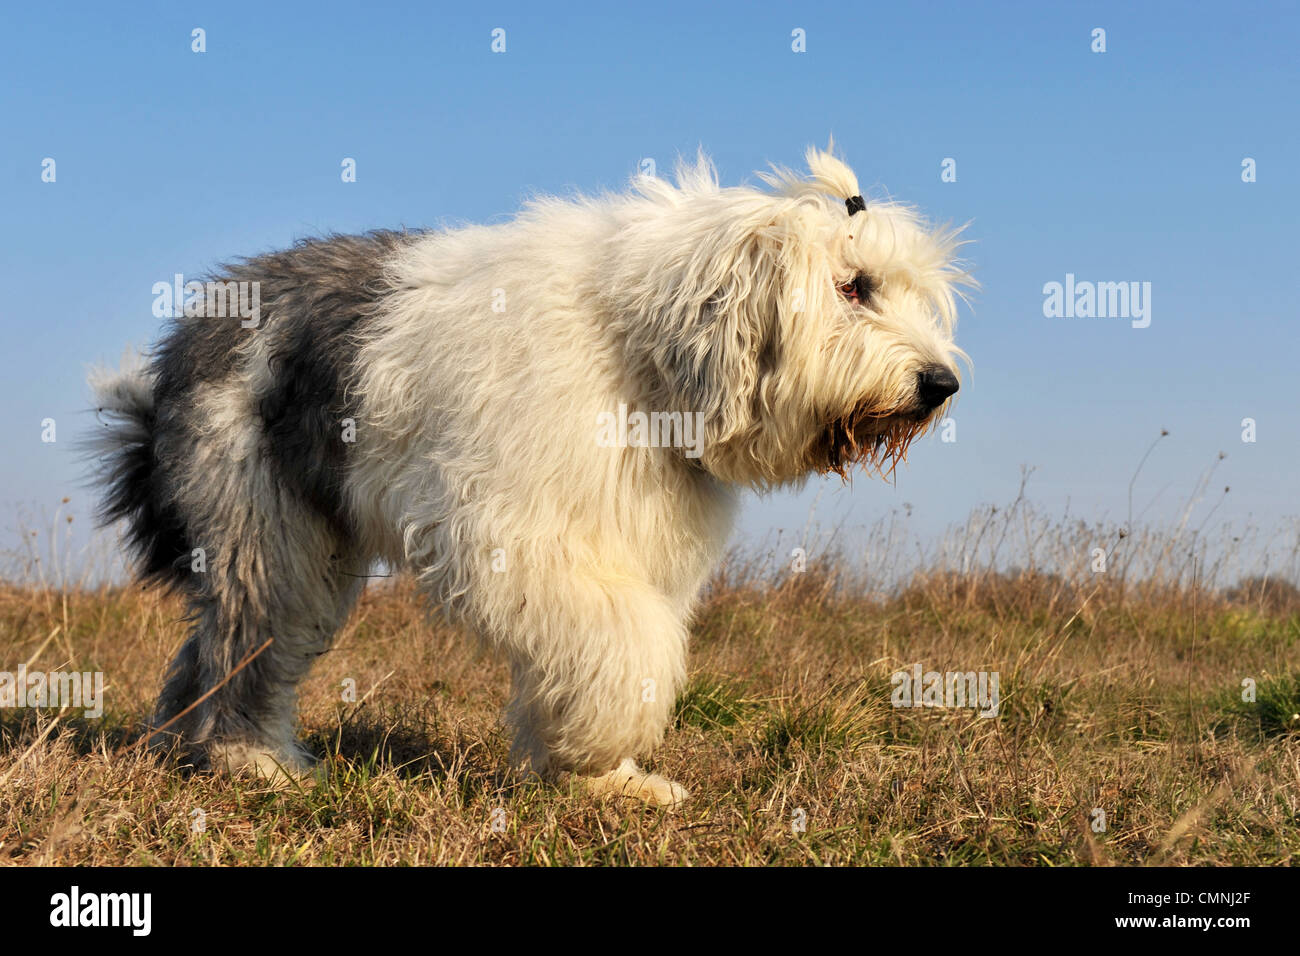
[837,274,876,304]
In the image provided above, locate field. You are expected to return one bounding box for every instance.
[1,491,1298,866]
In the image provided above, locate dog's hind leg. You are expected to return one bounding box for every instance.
[148,627,203,754]
[169,537,364,780]
[150,483,365,780]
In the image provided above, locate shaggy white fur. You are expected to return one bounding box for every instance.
[346,147,969,800]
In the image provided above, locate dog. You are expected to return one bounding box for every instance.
[88,146,970,806]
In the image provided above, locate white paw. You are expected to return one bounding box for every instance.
[209,742,318,787]
[582,758,689,808]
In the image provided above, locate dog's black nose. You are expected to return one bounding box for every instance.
[917,365,959,409]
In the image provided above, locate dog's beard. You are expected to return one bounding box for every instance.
[816,402,935,479]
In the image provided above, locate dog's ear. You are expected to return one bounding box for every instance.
[646,223,783,454]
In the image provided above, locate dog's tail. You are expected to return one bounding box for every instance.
[86,354,190,589]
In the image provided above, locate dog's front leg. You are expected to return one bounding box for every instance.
[490,566,691,807]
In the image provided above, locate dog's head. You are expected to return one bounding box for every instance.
[609,145,972,486]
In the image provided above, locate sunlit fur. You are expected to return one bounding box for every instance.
[89,146,971,805]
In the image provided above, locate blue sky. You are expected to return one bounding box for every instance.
[2,1,1297,570]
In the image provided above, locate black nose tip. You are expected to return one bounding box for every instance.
[917,365,959,409]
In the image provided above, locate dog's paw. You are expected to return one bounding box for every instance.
[209,742,319,788]
[581,758,689,808]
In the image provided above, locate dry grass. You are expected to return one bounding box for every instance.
[2,457,1299,866]
[1,549,1297,866]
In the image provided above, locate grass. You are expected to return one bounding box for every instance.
[0,558,1297,866]
[2,461,1298,866]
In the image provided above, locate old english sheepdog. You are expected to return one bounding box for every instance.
[89,146,971,806]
